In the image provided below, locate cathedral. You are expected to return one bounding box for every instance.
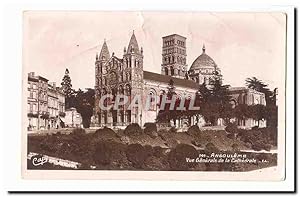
[93,32,266,128]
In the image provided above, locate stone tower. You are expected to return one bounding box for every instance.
[94,40,110,125]
[123,31,144,125]
[161,34,187,79]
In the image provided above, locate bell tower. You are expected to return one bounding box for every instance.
[123,31,144,125]
[94,40,110,126]
[161,34,187,79]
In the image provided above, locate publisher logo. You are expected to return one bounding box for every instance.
[31,155,48,166]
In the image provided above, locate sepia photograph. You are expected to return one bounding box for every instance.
[22,11,287,180]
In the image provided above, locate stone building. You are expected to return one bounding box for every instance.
[47,82,65,129]
[27,72,65,131]
[161,34,187,79]
[229,87,267,128]
[64,107,83,128]
[94,32,266,128]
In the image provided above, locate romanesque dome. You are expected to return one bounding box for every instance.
[189,45,217,71]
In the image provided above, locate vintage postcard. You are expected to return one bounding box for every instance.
[22,11,286,180]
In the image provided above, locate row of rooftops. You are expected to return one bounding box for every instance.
[96,32,262,95]
[28,72,64,94]
[97,33,187,62]
[28,72,48,82]
[96,32,218,73]
[144,70,261,95]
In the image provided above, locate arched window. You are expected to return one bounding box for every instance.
[165,67,169,75]
[126,73,131,81]
[230,99,237,108]
[170,67,175,76]
[148,90,157,111]
[112,88,117,101]
[250,94,254,105]
[118,85,124,94]
[125,84,131,96]
[120,72,123,82]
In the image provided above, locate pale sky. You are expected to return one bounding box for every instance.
[23,11,286,90]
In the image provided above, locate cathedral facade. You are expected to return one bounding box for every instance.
[93,32,266,128]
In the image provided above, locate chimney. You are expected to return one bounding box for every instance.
[49,82,56,89]
[28,72,35,77]
[52,82,56,89]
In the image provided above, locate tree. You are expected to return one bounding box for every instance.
[61,68,74,109]
[210,78,233,124]
[234,104,250,120]
[73,88,95,128]
[245,77,278,127]
[157,79,178,124]
[265,103,278,128]
[248,104,267,127]
[245,77,267,91]
[197,77,232,125]
[245,77,273,105]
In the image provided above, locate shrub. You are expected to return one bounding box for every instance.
[39,135,59,153]
[252,140,272,152]
[168,144,198,170]
[202,135,212,143]
[144,123,158,139]
[269,127,278,145]
[94,127,117,139]
[153,146,164,158]
[143,156,165,170]
[158,131,168,141]
[165,138,179,149]
[169,127,177,133]
[205,142,219,153]
[225,123,239,134]
[72,128,85,136]
[144,123,157,133]
[120,136,130,144]
[231,143,240,152]
[252,129,263,137]
[124,123,143,136]
[226,133,235,139]
[191,139,202,148]
[93,140,121,165]
[259,127,278,146]
[187,125,201,137]
[144,145,154,156]
[251,141,265,151]
[158,129,168,133]
[125,144,149,168]
[108,142,128,169]
[252,126,259,130]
